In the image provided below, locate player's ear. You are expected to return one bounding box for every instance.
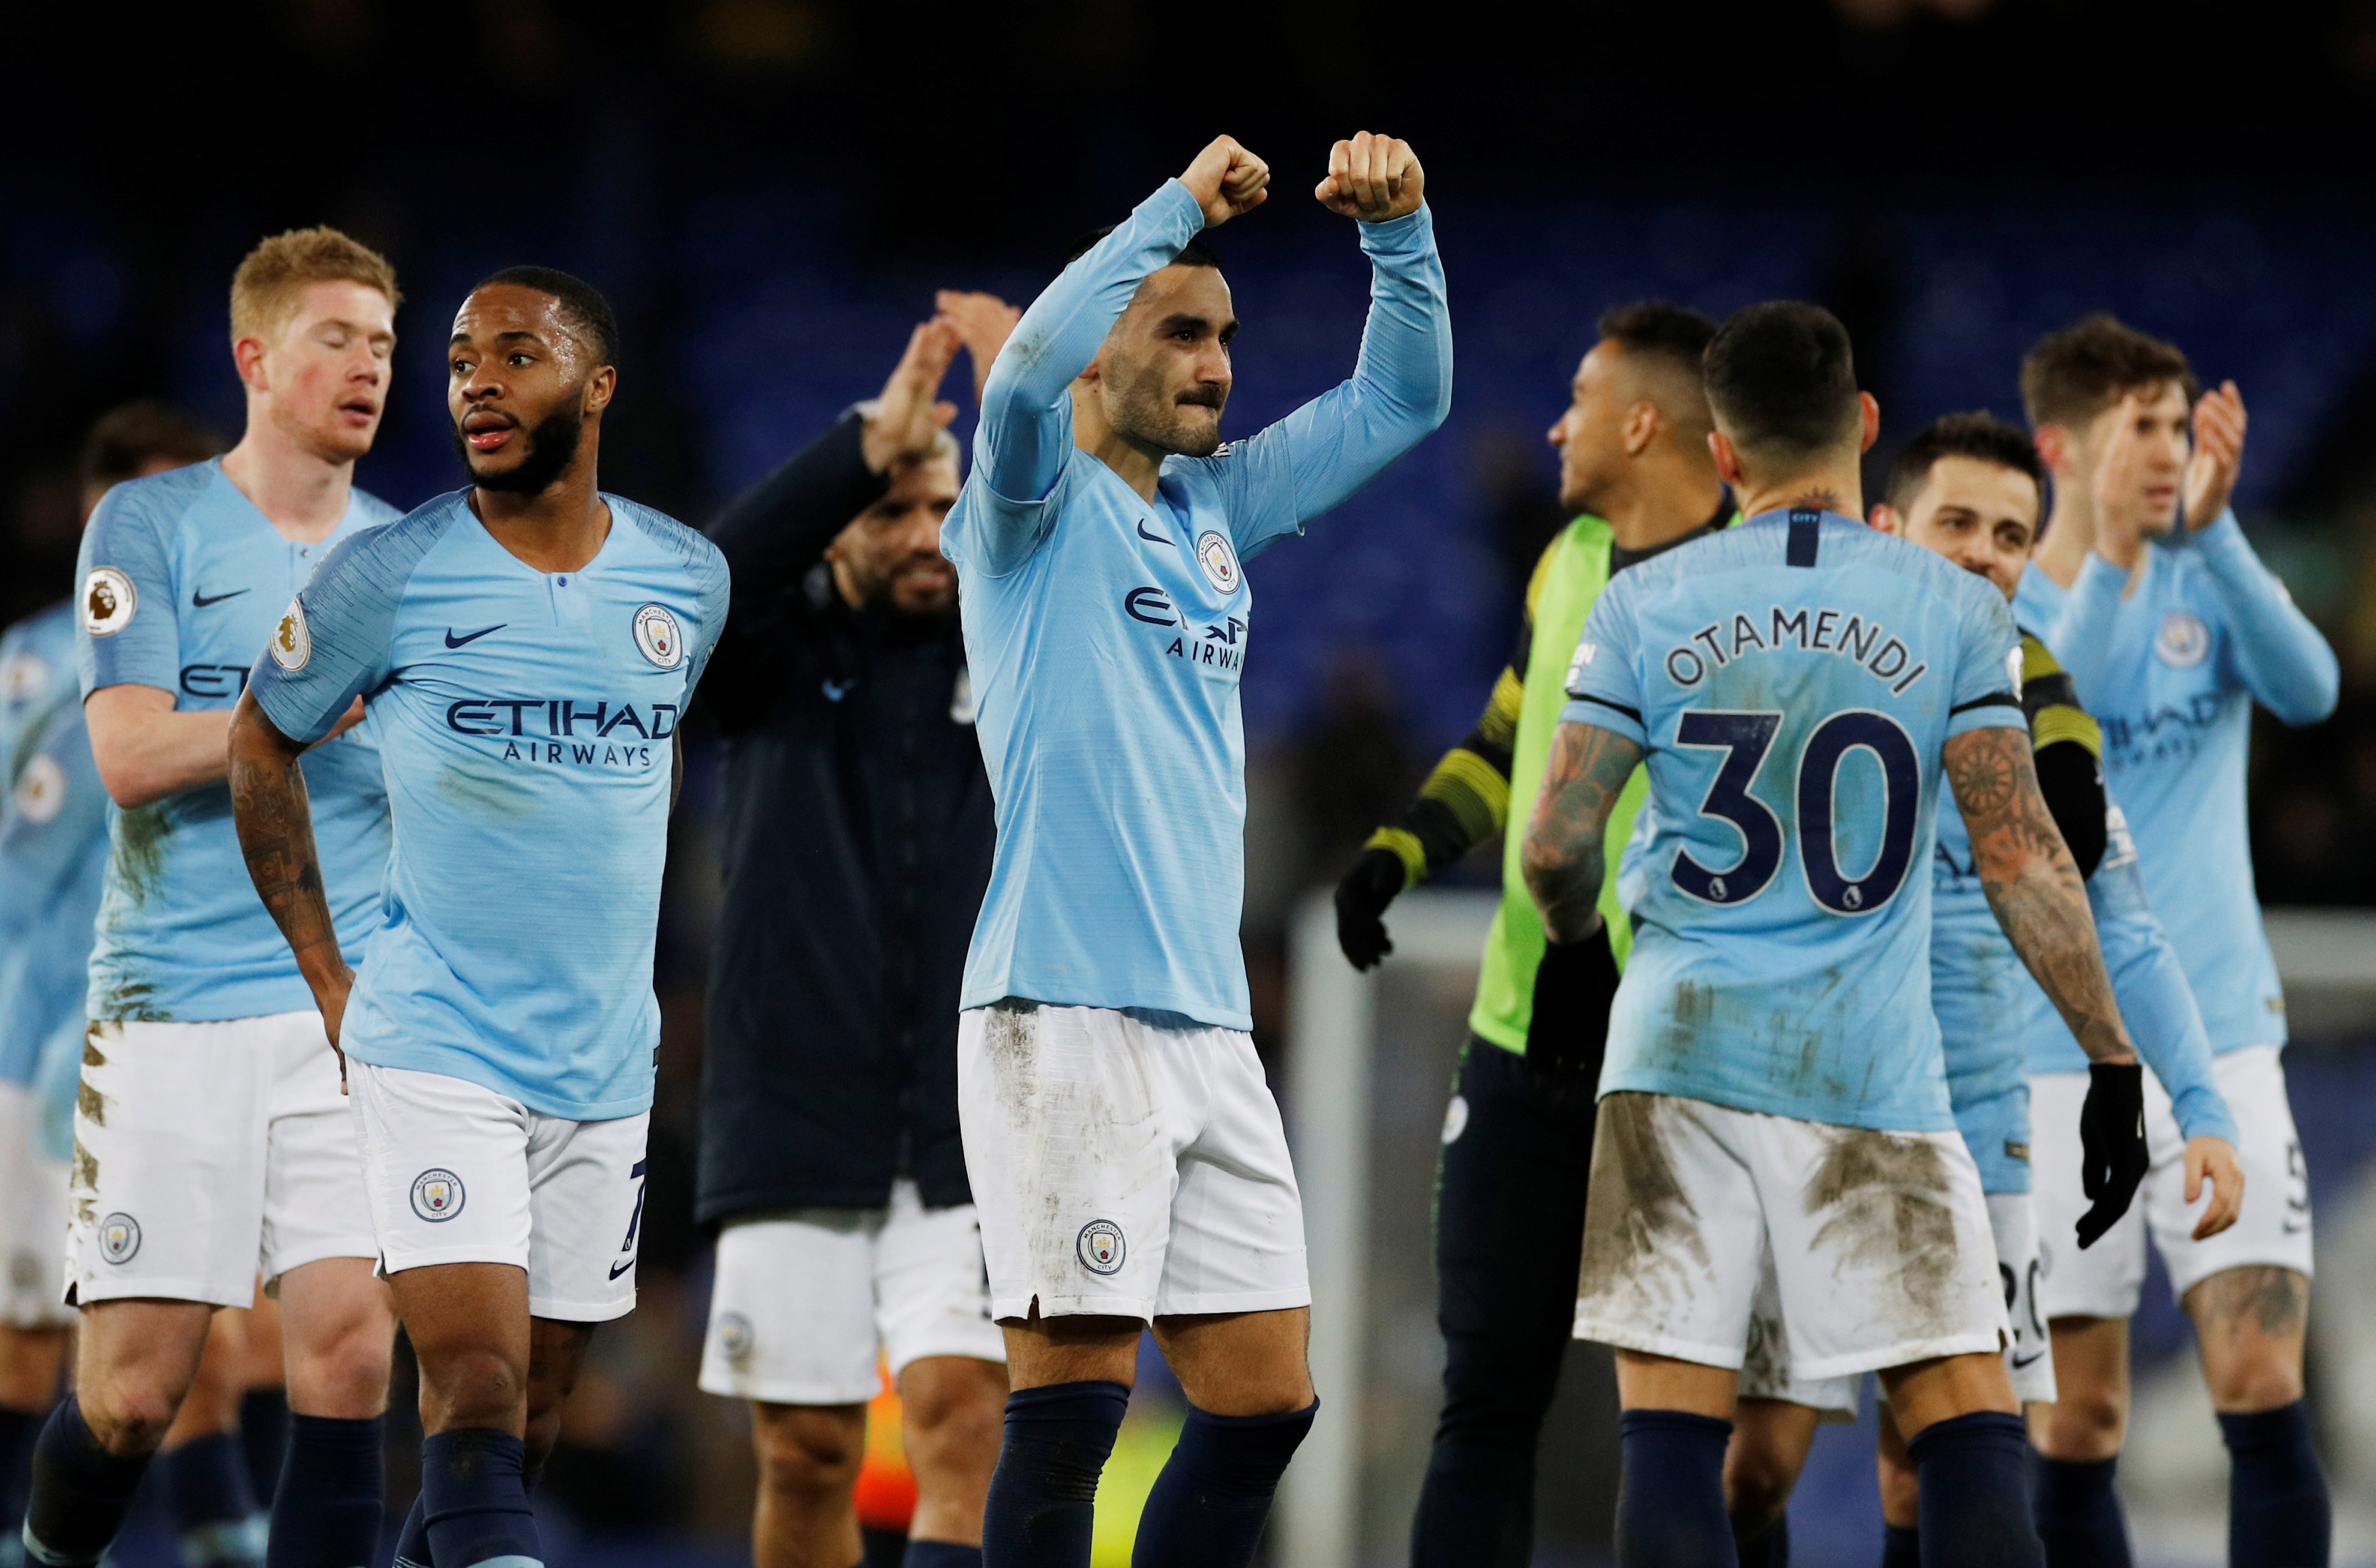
[1707,428,1743,489]
[2032,423,2073,477]
[232,335,272,394]
[1857,392,1881,454]
[1869,502,1902,536]
[584,365,616,415]
[1620,400,1659,458]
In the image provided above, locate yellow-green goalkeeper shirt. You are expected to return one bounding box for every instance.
[1365,498,1728,1054]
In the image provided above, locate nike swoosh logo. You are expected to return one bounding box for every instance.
[822,679,853,701]
[445,625,505,648]
[192,589,250,608]
[609,1258,635,1280]
[1136,520,1173,546]
[2009,1350,2047,1368]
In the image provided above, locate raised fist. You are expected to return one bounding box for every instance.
[1179,135,1271,227]
[1315,132,1424,223]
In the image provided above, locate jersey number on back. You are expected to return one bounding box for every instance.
[1672,709,1920,915]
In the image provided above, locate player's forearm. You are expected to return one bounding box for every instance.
[1946,726,2134,1065]
[2096,895,2238,1146]
[2046,553,2128,709]
[84,688,234,808]
[1521,721,1640,944]
[705,409,884,608]
[227,696,345,992]
[978,179,1207,502]
[2189,511,2339,724]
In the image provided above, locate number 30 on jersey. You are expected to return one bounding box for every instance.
[1671,709,1920,915]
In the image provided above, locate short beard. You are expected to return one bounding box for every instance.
[456,400,586,496]
[1107,375,1224,459]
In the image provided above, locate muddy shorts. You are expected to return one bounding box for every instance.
[1739,1189,2054,1415]
[2032,1043,2309,1318]
[68,1012,375,1309]
[699,1178,1005,1406]
[956,1002,1310,1323]
[0,1080,71,1328]
[1572,1091,2007,1382]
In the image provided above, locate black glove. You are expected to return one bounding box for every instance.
[1525,925,1620,1102]
[1334,846,1408,971]
[2075,1061,2149,1250]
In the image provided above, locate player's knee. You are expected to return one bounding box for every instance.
[2037,1382,2127,1459]
[2202,1353,2305,1413]
[1721,1443,1797,1532]
[1874,1446,1920,1525]
[420,1347,528,1430]
[752,1404,865,1501]
[903,1380,1004,1480]
[286,1318,396,1417]
[77,1377,183,1457]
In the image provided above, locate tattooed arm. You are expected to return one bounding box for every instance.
[1521,720,1647,944]
[228,691,354,1056]
[1944,724,2136,1066]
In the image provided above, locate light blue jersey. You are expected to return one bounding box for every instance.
[1564,509,2022,1133]
[248,491,728,1120]
[942,176,1451,1028]
[0,604,108,1079]
[2039,519,2336,1053]
[77,461,397,1023]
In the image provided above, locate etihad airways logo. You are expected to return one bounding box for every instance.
[1123,586,1246,671]
[446,698,679,769]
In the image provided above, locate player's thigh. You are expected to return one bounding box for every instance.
[69,1019,272,1311]
[2147,1045,2312,1303]
[387,1260,532,1433]
[1435,1039,1593,1356]
[521,1105,652,1325]
[1157,1026,1308,1321]
[2028,1070,2149,1321]
[1572,1094,1767,1375]
[874,1181,1007,1382]
[258,1009,377,1289]
[1988,1191,2056,1405]
[1152,1305,1314,1416]
[1759,1115,2005,1385]
[0,1083,74,1333]
[73,1295,215,1441]
[957,1003,1188,1325]
[273,1255,394,1418]
[700,1207,885,1407]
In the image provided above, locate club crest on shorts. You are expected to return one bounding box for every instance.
[716,1311,754,1363]
[410,1169,465,1222]
[1194,530,1240,595]
[1076,1219,1126,1276]
[0,650,45,706]
[13,753,65,825]
[98,1213,140,1264]
[633,603,684,669]
[2155,610,2209,669]
[83,568,136,637]
[270,597,311,671]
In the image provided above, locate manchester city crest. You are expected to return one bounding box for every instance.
[98,1212,140,1264]
[410,1169,465,1222]
[1194,529,1241,595]
[2155,610,2210,669]
[633,603,684,669]
[13,753,64,825]
[716,1311,755,1363]
[1077,1218,1127,1277]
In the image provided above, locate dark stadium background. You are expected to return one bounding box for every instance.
[5,1,2375,1563]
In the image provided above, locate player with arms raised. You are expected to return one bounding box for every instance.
[228,267,728,1568]
[942,133,1450,1568]
[1523,304,2144,1568]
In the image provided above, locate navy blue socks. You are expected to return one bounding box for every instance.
[162,1430,267,1567]
[1880,1523,1921,1568]
[1906,1411,2042,1567]
[1734,1513,1787,1567]
[0,1404,45,1547]
[1132,1399,1316,1568]
[21,1396,149,1568]
[420,1429,540,1568]
[392,1493,431,1568]
[2031,1454,2130,1568]
[266,1413,384,1568]
[903,1543,984,1567]
[1614,1409,1734,1567]
[982,1381,1128,1568]
[2218,1402,2330,1568]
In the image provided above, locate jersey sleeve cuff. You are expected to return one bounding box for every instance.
[2168,1081,2240,1149]
[1945,700,2025,741]
[247,666,341,747]
[2188,508,2256,573]
[1560,694,1646,746]
[1356,204,1434,255]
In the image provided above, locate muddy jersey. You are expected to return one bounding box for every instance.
[248,491,728,1121]
[76,461,396,1022]
[1563,508,2021,1133]
[942,175,1451,1030]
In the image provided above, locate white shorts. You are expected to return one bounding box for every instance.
[1741,1191,2055,1416]
[67,1013,375,1309]
[351,1062,650,1323]
[699,1178,1007,1406]
[1573,1093,2007,1383]
[957,1003,1310,1323]
[0,1081,71,1328]
[2032,1044,2310,1319]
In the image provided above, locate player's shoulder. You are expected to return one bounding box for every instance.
[311,489,470,605]
[347,485,407,529]
[1816,516,2008,617]
[85,460,218,548]
[613,493,728,589]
